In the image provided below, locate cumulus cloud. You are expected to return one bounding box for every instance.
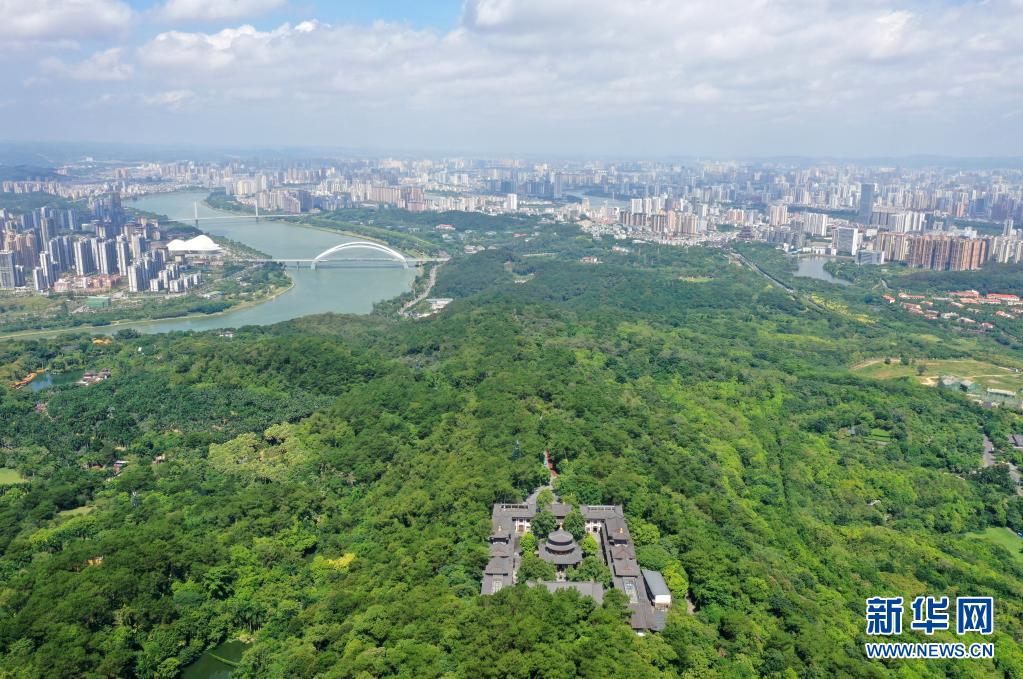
[156,0,286,22]
[129,2,1021,118]
[11,0,1023,154]
[0,0,132,40]
[41,47,133,81]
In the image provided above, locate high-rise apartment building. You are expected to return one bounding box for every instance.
[858,183,875,224]
[116,238,131,275]
[97,240,118,275]
[833,226,861,255]
[801,212,829,236]
[130,234,147,260]
[907,235,989,271]
[73,240,95,276]
[127,263,148,292]
[0,250,16,289]
[876,232,911,262]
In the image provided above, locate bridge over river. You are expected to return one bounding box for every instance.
[233,241,449,269]
[165,205,446,269]
[113,191,426,333]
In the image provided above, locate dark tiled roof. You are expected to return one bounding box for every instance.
[628,605,667,632]
[548,502,573,518]
[609,543,636,560]
[604,517,631,543]
[490,543,513,558]
[546,530,575,547]
[541,580,605,604]
[491,503,535,533]
[580,504,623,520]
[481,574,507,595]
[485,556,514,575]
[612,557,641,577]
[541,530,583,565]
[540,544,583,565]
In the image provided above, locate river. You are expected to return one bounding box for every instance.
[120,191,417,333]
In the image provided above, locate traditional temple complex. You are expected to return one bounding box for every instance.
[482,490,672,632]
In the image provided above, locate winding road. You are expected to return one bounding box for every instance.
[400,262,443,316]
[982,435,1023,496]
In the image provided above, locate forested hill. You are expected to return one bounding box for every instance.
[2,242,1023,677]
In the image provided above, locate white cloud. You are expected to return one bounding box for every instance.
[143,89,196,108]
[156,0,285,22]
[129,3,1021,118]
[0,0,132,40]
[11,0,1023,154]
[41,47,133,81]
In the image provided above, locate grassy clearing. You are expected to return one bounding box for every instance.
[852,358,1023,392]
[0,468,27,485]
[972,527,1023,567]
[57,505,96,518]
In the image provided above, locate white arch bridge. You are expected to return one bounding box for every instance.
[235,241,448,269]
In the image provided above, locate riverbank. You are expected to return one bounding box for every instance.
[0,187,427,339]
[400,261,443,316]
[202,194,437,257]
[0,278,295,341]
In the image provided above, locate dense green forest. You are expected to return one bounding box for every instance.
[2,235,1023,677]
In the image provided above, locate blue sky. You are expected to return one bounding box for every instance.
[0,0,1021,157]
[122,0,463,30]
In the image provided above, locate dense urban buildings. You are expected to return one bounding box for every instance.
[3,157,1023,293]
[0,201,213,293]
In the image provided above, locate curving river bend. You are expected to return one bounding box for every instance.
[122,191,418,334]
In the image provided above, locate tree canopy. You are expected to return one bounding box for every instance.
[1,238,1023,677]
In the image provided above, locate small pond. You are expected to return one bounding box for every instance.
[28,370,84,392]
[792,256,851,286]
[182,640,251,679]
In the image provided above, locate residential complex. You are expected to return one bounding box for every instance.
[0,202,214,293]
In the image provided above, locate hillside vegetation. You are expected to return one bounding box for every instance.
[1,240,1022,677]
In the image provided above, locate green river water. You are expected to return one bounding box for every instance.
[121,191,418,333]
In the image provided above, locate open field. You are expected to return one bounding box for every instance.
[852,357,1023,392]
[971,527,1023,567]
[0,469,27,485]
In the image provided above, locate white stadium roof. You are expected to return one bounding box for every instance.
[166,235,222,253]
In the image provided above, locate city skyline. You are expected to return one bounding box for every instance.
[1,0,1021,158]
